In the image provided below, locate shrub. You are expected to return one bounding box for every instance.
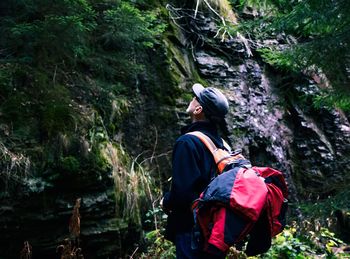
[60,156,80,173]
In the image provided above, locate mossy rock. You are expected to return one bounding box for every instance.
[60,156,80,173]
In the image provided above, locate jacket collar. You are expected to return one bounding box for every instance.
[181,121,218,135]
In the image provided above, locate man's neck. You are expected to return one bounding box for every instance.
[191,113,207,122]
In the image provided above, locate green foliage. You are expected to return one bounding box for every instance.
[0,66,29,126]
[0,0,168,102]
[313,90,350,111]
[60,156,80,173]
[0,0,169,139]
[139,191,350,259]
[141,206,176,259]
[101,2,163,49]
[143,205,169,231]
[0,65,13,94]
[94,135,158,226]
[298,189,350,218]
[141,229,176,258]
[256,225,349,258]
[257,48,299,72]
[39,85,76,137]
[235,0,294,14]
[84,1,166,84]
[0,0,169,142]
[140,206,176,258]
[84,81,131,131]
[0,0,96,66]
[236,0,350,110]
[88,145,111,173]
[271,191,350,258]
[0,1,171,256]
[0,66,76,139]
[261,227,314,258]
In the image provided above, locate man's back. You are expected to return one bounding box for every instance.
[162,83,230,259]
[163,121,224,240]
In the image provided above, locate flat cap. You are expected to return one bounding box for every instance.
[192,83,229,117]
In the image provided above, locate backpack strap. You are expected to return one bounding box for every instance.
[187,131,244,173]
[187,131,219,154]
[222,139,232,153]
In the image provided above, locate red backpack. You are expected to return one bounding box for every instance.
[188,131,288,256]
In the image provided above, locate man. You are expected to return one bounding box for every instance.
[162,83,230,259]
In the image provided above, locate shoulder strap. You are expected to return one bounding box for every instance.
[187,131,233,173]
[222,139,231,153]
[187,131,218,154]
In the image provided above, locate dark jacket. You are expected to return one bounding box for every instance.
[163,121,227,241]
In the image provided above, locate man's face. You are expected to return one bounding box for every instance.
[186,97,201,115]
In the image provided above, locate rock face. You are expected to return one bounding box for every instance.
[1,3,350,258]
[0,163,132,259]
[0,112,141,258]
[139,9,350,205]
[204,16,348,200]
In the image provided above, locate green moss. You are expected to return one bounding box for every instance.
[162,33,206,93]
[0,66,77,141]
[35,81,76,138]
[88,146,112,173]
[60,156,80,173]
[163,38,188,86]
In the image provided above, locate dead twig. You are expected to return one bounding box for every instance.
[57,198,84,259]
[69,198,81,239]
[20,241,32,259]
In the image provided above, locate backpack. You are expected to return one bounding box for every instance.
[188,131,288,257]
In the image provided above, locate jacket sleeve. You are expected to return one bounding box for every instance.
[163,137,202,212]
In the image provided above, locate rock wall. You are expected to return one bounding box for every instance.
[127,5,350,206]
[177,11,350,201]
[1,1,350,258]
[0,107,141,258]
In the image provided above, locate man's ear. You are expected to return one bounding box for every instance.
[194,105,203,115]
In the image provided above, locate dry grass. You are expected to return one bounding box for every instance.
[207,0,237,23]
[102,142,155,225]
[0,142,31,192]
[193,0,237,24]
[56,238,84,259]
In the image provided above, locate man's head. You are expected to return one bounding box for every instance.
[186,83,229,122]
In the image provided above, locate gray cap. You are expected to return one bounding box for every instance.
[192,83,229,117]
